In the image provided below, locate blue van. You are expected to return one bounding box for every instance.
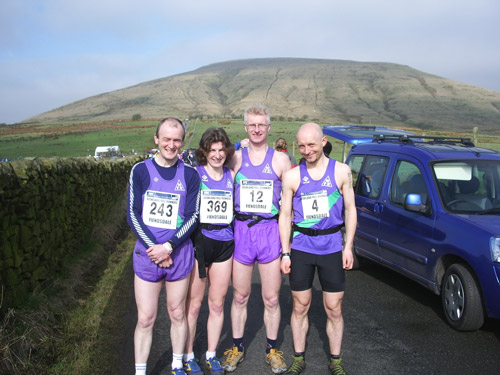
[323,125,500,331]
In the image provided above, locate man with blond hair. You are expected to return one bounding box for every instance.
[279,123,356,375]
[222,105,291,374]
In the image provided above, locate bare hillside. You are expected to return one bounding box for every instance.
[26,58,500,133]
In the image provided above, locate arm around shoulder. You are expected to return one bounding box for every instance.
[226,149,241,172]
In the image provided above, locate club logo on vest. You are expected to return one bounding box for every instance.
[226,179,233,188]
[262,163,272,174]
[201,175,208,182]
[244,162,250,167]
[175,179,185,191]
[321,176,333,188]
[153,177,159,182]
[302,176,310,184]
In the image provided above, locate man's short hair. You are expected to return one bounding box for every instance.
[155,117,185,141]
[244,104,271,125]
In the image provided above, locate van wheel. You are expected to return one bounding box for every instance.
[441,263,484,331]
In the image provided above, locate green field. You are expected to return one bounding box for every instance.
[1,119,498,162]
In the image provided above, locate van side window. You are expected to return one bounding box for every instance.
[347,155,364,190]
[356,156,389,199]
[391,161,428,206]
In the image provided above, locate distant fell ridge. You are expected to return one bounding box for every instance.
[26,58,500,133]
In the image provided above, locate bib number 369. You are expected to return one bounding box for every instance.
[200,190,233,224]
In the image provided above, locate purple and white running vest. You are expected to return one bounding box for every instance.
[133,158,194,282]
[292,159,344,255]
[134,158,189,250]
[234,147,281,218]
[196,165,234,241]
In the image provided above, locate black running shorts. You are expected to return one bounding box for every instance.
[289,249,345,293]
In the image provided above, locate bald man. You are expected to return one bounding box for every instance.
[278,123,357,375]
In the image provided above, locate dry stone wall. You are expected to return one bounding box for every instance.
[0,156,145,311]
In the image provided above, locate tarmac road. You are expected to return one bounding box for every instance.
[117,260,500,375]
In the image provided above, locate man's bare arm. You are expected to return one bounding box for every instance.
[273,150,292,180]
[279,168,297,274]
[226,149,242,172]
[339,163,357,269]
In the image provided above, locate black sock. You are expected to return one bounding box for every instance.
[294,352,305,359]
[331,354,341,360]
[233,337,244,352]
[266,338,277,353]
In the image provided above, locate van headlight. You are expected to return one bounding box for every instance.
[491,237,500,263]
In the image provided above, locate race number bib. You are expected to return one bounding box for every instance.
[200,189,233,224]
[142,190,180,229]
[239,179,273,213]
[301,190,330,220]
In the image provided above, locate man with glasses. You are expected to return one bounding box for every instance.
[222,105,292,373]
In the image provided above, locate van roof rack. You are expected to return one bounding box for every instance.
[373,134,475,147]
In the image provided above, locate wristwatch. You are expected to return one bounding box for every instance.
[281,252,291,259]
[162,241,174,255]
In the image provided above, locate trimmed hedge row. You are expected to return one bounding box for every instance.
[0,156,144,311]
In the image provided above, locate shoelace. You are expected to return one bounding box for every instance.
[330,360,346,375]
[207,357,222,369]
[331,368,346,375]
[185,359,198,370]
[268,349,285,361]
[287,359,304,374]
[223,347,239,362]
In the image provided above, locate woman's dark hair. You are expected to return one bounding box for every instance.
[275,137,287,152]
[196,128,235,166]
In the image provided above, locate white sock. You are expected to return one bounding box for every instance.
[206,351,216,360]
[172,353,184,370]
[183,352,195,362]
[135,363,147,375]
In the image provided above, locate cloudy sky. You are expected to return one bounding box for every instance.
[1,0,499,124]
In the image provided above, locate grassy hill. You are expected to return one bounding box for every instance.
[24,58,500,134]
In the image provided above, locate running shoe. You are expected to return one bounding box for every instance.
[221,346,245,372]
[205,356,224,374]
[266,348,287,374]
[183,358,203,374]
[285,355,306,375]
[171,368,188,375]
[329,356,348,375]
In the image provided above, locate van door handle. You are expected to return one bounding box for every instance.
[374,203,384,214]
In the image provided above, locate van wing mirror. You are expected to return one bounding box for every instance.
[405,193,430,215]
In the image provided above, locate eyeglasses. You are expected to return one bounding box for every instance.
[245,123,270,130]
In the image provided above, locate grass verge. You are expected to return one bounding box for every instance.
[0,197,134,375]
[48,233,135,375]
